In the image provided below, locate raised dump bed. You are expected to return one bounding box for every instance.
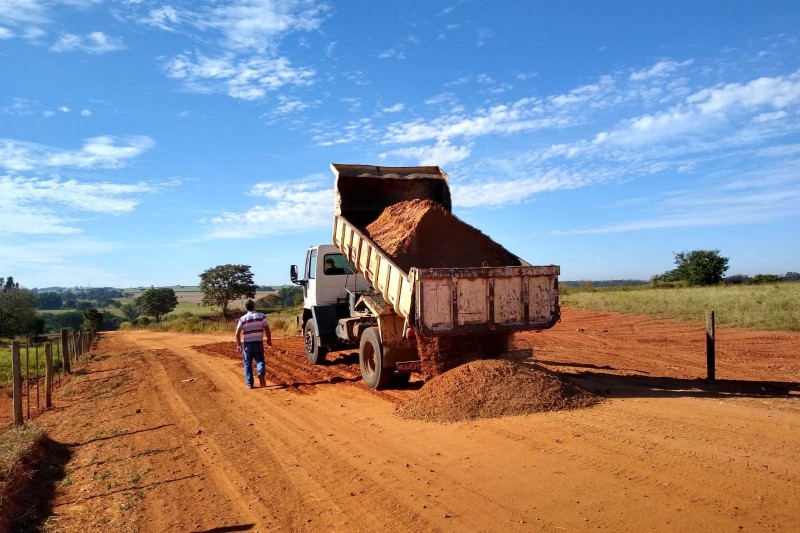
[331,163,560,337]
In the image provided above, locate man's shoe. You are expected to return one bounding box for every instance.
[258,374,266,387]
[247,384,253,389]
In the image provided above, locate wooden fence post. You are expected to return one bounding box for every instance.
[61,328,71,373]
[12,341,23,426]
[45,343,53,409]
[706,310,716,381]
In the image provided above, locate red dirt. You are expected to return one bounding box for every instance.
[416,332,511,378]
[364,199,520,271]
[365,199,521,375]
[1,308,798,531]
[397,359,600,423]
[191,338,417,404]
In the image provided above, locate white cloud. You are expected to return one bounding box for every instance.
[385,98,568,144]
[271,95,314,115]
[203,177,333,238]
[193,0,329,52]
[141,6,180,30]
[58,105,70,113]
[165,52,314,100]
[0,26,12,39]
[0,135,155,171]
[0,0,50,25]
[629,59,694,81]
[80,108,92,116]
[51,31,126,54]
[382,103,405,113]
[688,72,800,114]
[0,174,163,235]
[381,140,471,167]
[377,48,406,60]
[554,188,800,235]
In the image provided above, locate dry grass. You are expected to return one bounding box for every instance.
[0,424,45,523]
[562,282,800,331]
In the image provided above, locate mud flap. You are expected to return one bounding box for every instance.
[310,305,339,348]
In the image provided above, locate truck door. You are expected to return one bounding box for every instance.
[304,248,318,307]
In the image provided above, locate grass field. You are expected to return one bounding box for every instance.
[562,281,800,331]
[0,338,66,387]
[116,289,278,318]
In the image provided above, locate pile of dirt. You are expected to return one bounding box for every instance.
[396,360,600,423]
[364,199,520,272]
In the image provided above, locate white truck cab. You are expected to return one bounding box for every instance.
[297,244,368,308]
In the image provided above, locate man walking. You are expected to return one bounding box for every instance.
[235,299,272,388]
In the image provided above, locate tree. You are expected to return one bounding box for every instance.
[121,302,140,321]
[257,294,282,308]
[0,284,40,337]
[277,286,303,307]
[3,276,18,291]
[82,308,104,332]
[136,287,178,323]
[654,250,729,286]
[783,272,800,282]
[199,264,257,320]
[35,291,63,310]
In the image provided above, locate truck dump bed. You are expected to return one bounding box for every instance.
[331,163,560,336]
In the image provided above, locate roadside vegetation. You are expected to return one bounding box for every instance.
[561,250,799,331]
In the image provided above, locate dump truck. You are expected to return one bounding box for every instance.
[290,163,560,389]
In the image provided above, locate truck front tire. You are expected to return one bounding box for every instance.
[359,327,392,390]
[304,319,328,365]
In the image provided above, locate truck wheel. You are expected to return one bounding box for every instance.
[304,319,327,365]
[359,327,392,390]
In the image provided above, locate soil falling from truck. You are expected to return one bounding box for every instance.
[364,199,525,377]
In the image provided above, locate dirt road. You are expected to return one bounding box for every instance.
[22,308,800,531]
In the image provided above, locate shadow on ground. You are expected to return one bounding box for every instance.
[6,435,71,532]
[525,360,800,399]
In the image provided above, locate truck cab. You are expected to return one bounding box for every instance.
[290,244,370,357]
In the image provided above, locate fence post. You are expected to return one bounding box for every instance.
[61,328,71,373]
[45,343,53,409]
[12,341,23,426]
[706,310,716,381]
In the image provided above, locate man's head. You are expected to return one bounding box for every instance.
[325,258,335,268]
[245,299,255,311]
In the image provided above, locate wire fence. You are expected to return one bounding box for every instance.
[4,329,96,426]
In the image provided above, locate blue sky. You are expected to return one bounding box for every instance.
[2,1,799,288]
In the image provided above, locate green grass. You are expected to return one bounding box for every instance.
[561,281,800,331]
[0,338,66,386]
[120,306,302,337]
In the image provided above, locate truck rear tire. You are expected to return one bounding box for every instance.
[304,319,327,365]
[359,327,392,390]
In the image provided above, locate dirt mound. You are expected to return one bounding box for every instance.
[396,359,600,423]
[364,199,520,272]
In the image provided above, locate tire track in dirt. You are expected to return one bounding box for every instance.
[145,343,434,531]
[193,339,415,404]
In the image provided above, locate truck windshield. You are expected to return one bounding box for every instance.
[323,254,355,276]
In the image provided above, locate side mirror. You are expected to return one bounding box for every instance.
[290,265,299,284]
